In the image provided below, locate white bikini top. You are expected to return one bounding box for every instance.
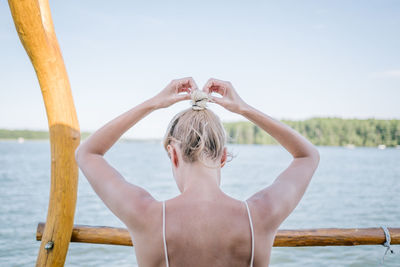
[162,200,255,267]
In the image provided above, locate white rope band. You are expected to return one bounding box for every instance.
[380,225,395,265]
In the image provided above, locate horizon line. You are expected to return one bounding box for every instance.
[1,115,400,133]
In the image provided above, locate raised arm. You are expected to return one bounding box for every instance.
[203,78,320,231]
[75,77,197,231]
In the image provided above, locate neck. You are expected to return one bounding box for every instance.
[178,161,223,200]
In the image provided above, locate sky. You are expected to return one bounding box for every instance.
[1,0,399,139]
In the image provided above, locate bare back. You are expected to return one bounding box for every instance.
[128,194,277,267]
[75,77,320,267]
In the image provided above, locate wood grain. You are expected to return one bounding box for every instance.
[37,223,400,247]
[8,1,80,266]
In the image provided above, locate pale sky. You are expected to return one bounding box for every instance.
[1,0,399,139]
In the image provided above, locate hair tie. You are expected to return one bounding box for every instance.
[191,90,209,111]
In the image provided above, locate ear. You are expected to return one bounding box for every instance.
[167,144,179,168]
[220,147,227,168]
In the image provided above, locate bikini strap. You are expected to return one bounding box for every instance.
[162,201,169,267]
[244,200,254,267]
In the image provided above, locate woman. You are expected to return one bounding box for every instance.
[75,77,320,267]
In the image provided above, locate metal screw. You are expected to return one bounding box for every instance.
[45,241,54,250]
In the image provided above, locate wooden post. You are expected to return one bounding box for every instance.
[8,1,80,266]
[37,223,400,247]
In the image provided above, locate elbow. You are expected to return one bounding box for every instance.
[310,147,320,167]
[75,144,102,166]
[75,145,86,166]
[296,146,320,166]
[75,146,81,165]
[294,146,320,165]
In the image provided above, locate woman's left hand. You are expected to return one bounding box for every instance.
[151,77,198,109]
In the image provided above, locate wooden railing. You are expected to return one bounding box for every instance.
[37,222,400,247]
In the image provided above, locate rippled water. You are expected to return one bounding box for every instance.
[0,140,399,266]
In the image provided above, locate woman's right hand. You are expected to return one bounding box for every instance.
[150,77,197,109]
[202,78,248,114]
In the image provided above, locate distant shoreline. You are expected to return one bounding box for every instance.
[1,138,399,150]
[1,117,400,148]
[0,138,161,142]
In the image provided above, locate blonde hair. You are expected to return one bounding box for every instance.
[163,107,232,167]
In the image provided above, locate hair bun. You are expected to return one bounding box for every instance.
[191,90,209,111]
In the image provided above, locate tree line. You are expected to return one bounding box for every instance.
[223,117,400,147]
[1,117,400,147]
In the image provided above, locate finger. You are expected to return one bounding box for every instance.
[202,78,215,93]
[211,78,229,90]
[203,78,227,96]
[209,83,226,96]
[174,80,182,91]
[187,77,199,91]
[178,86,191,94]
[209,95,223,105]
[178,77,198,91]
[175,92,192,102]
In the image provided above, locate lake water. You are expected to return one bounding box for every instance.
[0,140,399,266]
